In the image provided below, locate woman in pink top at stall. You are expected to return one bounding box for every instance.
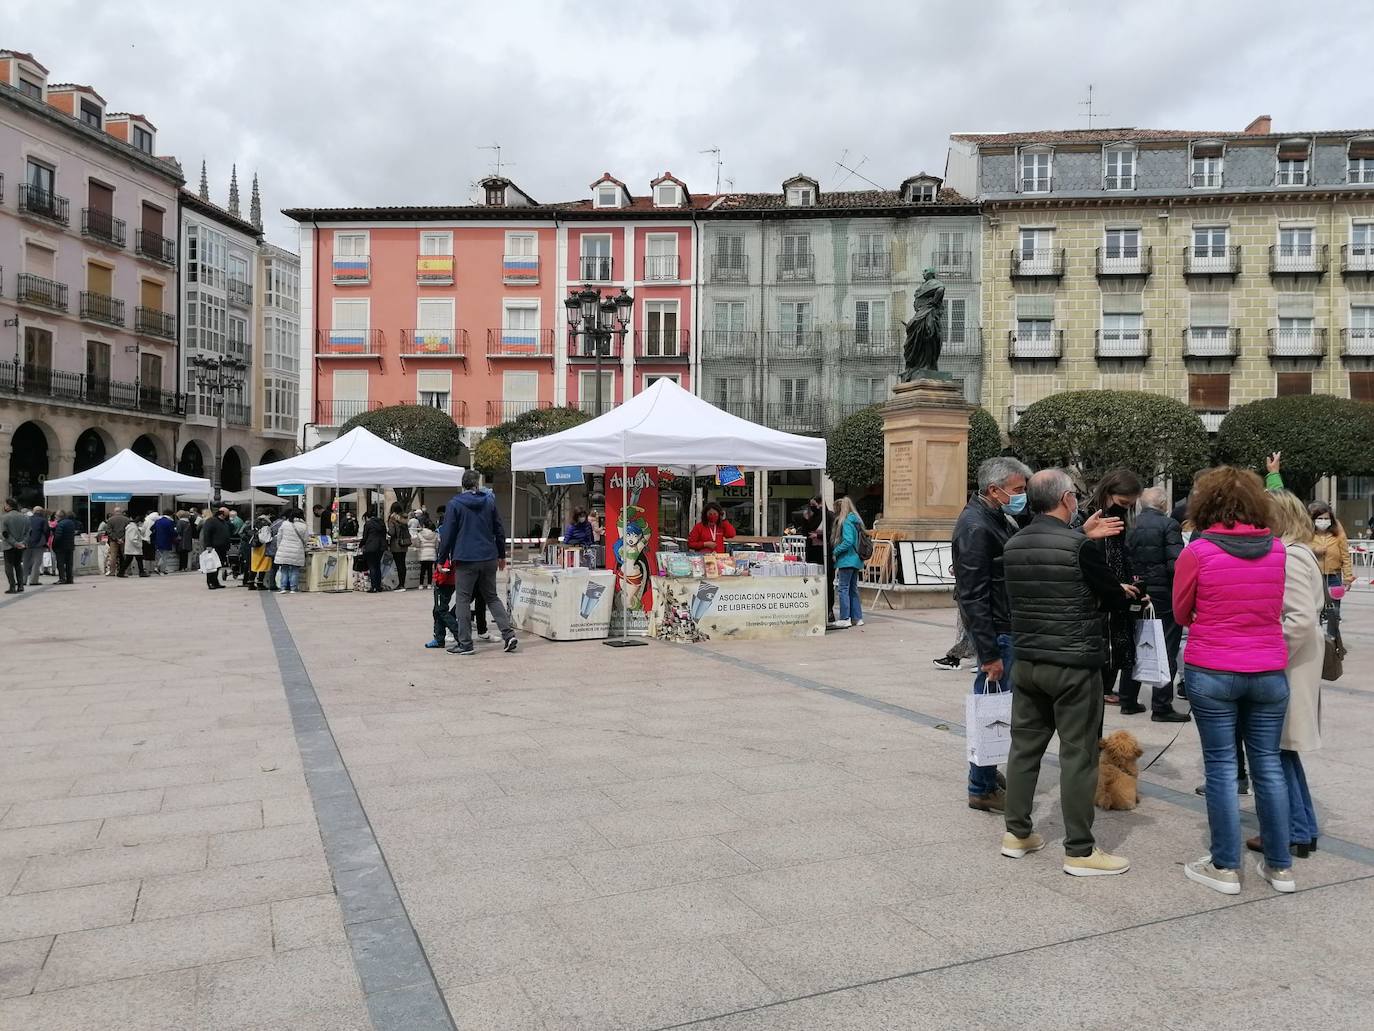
[1172,466,1293,897]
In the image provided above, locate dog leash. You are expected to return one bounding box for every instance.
[1140,723,1188,773]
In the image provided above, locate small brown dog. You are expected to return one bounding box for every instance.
[1095,730,1143,810]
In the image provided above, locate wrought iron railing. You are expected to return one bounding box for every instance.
[486,328,554,358]
[643,255,680,281]
[82,208,126,247]
[16,274,68,312]
[19,184,69,226]
[135,307,176,339]
[136,228,176,264]
[710,252,748,282]
[486,400,551,424]
[633,330,690,361]
[315,398,380,426]
[0,360,184,415]
[1095,246,1153,277]
[1095,328,1152,359]
[698,330,756,360]
[1008,329,1064,361]
[1267,327,1328,358]
[1010,248,1065,278]
[567,333,622,360]
[777,251,814,282]
[1269,244,1328,275]
[79,290,125,327]
[1183,246,1241,276]
[402,328,468,356]
[578,255,613,283]
[851,252,890,280]
[316,328,384,355]
[1183,327,1240,358]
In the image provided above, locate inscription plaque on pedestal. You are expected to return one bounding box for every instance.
[877,378,971,542]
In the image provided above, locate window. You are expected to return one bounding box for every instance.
[1104,148,1135,190]
[86,341,111,387]
[595,185,620,208]
[79,99,102,129]
[132,125,153,154]
[1351,222,1374,269]
[419,232,452,255]
[579,234,612,281]
[227,315,247,358]
[944,297,967,344]
[643,373,680,391]
[1350,373,1374,403]
[1193,225,1229,258]
[25,241,55,278]
[713,301,746,332]
[912,183,937,202]
[1018,228,1055,271]
[1277,226,1315,269]
[86,262,113,295]
[188,224,226,289]
[334,232,368,257]
[936,231,966,272]
[26,159,54,197]
[777,378,813,426]
[786,186,815,207]
[416,298,455,350]
[778,300,812,344]
[1188,373,1230,414]
[1351,305,1374,351]
[1019,150,1052,192]
[643,301,679,356]
[1350,157,1374,184]
[228,254,249,291]
[330,299,369,349]
[713,377,747,411]
[713,235,746,278]
[330,370,368,425]
[854,299,888,345]
[416,370,452,415]
[1103,228,1140,260]
[264,376,299,432]
[855,233,886,277]
[1188,293,1231,355]
[1014,294,1055,357]
[645,235,678,280]
[502,371,539,416]
[780,233,812,279]
[1192,145,1224,188]
[654,184,679,207]
[1276,145,1309,186]
[264,314,299,373]
[18,77,42,100]
[851,376,891,407]
[1100,313,1144,356]
[579,370,615,414]
[505,232,536,256]
[1277,372,1312,396]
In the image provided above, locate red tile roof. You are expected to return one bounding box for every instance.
[712,185,970,209]
[107,111,156,130]
[0,49,48,73]
[47,82,106,104]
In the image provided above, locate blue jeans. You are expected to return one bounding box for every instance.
[277,564,301,591]
[1281,750,1318,845]
[837,567,862,623]
[1186,666,1291,870]
[968,632,1014,797]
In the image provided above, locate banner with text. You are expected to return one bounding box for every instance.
[605,466,661,636]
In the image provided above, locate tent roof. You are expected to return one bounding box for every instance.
[43,449,212,497]
[177,488,288,506]
[250,427,466,487]
[510,378,827,472]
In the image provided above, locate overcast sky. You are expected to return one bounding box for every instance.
[6,1,1371,246]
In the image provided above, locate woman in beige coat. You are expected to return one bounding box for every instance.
[1249,490,1324,858]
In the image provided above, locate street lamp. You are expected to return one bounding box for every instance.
[191,354,247,504]
[566,286,633,416]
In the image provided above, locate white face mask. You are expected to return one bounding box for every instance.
[1315,519,1332,531]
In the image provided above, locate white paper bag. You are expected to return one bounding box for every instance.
[966,687,1013,767]
[1132,615,1169,685]
[199,549,222,573]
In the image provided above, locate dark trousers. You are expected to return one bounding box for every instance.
[393,551,408,589]
[1120,608,1182,712]
[55,546,74,583]
[1005,659,1103,858]
[119,553,147,576]
[4,549,22,591]
[178,549,190,571]
[206,546,228,589]
[432,583,490,643]
[420,560,434,587]
[453,560,512,649]
[366,552,383,592]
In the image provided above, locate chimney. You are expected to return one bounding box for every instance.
[1244,115,1272,136]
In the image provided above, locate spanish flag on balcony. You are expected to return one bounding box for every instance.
[417,255,454,280]
[503,257,538,282]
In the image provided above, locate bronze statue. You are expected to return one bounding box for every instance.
[901,268,948,382]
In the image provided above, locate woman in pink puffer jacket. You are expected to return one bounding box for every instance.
[1172,466,1293,897]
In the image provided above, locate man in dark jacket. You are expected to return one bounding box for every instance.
[175,511,194,571]
[23,506,48,585]
[1001,468,1138,878]
[103,508,130,577]
[200,508,233,590]
[437,471,517,655]
[51,510,77,584]
[1123,487,1190,722]
[952,456,1032,812]
[2,498,28,593]
[359,512,388,592]
[151,512,178,575]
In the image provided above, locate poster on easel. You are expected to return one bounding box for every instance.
[605,466,660,636]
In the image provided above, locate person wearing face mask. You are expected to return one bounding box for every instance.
[1089,469,1144,709]
[688,501,737,553]
[1307,502,1353,611]
[561,508,596,547]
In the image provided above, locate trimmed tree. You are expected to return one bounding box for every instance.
[1009,390,1210,490]
[826,403,1002,495]
[472,406,592,539]
[967,406,1002,487]
[337,403,467,509]
[1215,394,1374,500]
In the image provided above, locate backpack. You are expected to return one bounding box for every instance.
[392,520,412,548]
[856,518,874,561]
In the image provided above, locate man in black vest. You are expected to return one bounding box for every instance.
[1001,468,1139,877]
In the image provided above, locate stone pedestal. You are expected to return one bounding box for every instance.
[877,378,971,541]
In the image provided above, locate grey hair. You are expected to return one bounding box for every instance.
[976,456,1032,494]
[1027,468,1075,514]
[1141,486,1168,512]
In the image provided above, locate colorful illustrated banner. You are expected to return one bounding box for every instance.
[605,466,661,636]
[715,465,745,487]
[508,567,614,641]
[650,575,825,641]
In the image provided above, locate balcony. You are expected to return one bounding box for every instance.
[16,274,69,313]
[1267,327,1327,359]
[1183,246,1241,278]
[568,333,621,362]
[81,208,126,248]
[578,255,613,283]
[777,252,814,282]
[643,255,680,282]
[1183,327,1240,359]
[1191,171,1223,189]
[1341,328,1374,360]
[715,398,761,423]
[401,398,466,424]
[851,252,890,281]
[1103,174,1136,191]
[1095,328,1152,360]
[698,330,757,361]
[135,229,176,265]
[838,328,901,361]
[315,398,380,427]
[1197,410,1228,433]
[502,254,538,285]
[576,398,620,417]
[1010,248,1065,279]
[227,278,252,308]
[1008,329,1064,362]
[487,399,551,424]
[486,328,554,359]
[401,328,468,359]
[79,291,125,327]
[0,360,184,418]
[634,329,690,362]
[1341,245,1374,278]
[416,253,454,285]
[331,255,370,284]
[18,184,70,227]
[1269,244,1328,278]
[934,250,972,279]
[943,328,983,359]
[225,401,251,426]
[1095,246,1152,278]
[765,402,824,434]
[764,330,823,358]
[135,307,177,340]
[315,328,384,357]
[710,253,748,282]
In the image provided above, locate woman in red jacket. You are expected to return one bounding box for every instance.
[688,502,736,553]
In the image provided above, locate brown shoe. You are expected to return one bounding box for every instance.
[968,789,1006,813]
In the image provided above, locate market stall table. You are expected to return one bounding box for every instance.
[651,573,825,641]
[508,567,615,640]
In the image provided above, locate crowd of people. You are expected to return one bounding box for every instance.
[951,453,1337,894]
[2,500,79,592]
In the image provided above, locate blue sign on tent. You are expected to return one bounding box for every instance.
[544,466,584,486]
[91,493,132,503]
[276,483,306,497]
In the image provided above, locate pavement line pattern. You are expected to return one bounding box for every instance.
[686,643,1374,868]
[259,592,458,1031]
[648,871,1374,1031]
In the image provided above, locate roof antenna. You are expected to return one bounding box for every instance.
[1079,84,1109,129]
[833,155,884,191]
[700,147,722,193]
[478,144,510,177]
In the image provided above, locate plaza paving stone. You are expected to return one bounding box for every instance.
[0,571,1372,1029]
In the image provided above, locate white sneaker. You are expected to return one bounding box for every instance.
[1255,857,1296,893]
[397,587,408,592]
[828,619,852,629]
[1184,857,1241,895]
[276,589,288,595]
[855,619,865,627]
[477,631,494,642]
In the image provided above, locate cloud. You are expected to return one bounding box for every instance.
[5,0,1370,245]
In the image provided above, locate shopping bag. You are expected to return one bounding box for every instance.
[1131,607,1170,685]
[199,549,222,573]
[40,551,55,574]
[965,685,1013,767]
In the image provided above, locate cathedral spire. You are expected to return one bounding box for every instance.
[228,164,240,217]
[249,173,262,232]
[198,159,209,201]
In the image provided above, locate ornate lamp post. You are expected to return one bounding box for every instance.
[191,354,247,504]
[564,286,633,415]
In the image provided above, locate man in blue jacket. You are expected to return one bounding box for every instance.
[151,511,179,575]
[437,471,518,655]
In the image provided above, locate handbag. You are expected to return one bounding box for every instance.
[1312,552,1346,682]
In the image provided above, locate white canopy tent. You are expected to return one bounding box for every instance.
[43,449,212,498]
[176,488,288,507]
[251,427,466,489]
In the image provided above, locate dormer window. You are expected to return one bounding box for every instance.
[18,76,42,100]
[1103,146,1136,190]
[1020,149,1052,192]
[132,124,154,154]
[79,99,102,129]
[485,183,507,206]
[1192,141,1225,188]
[596,185,620,208]
[654,183,679,207]
[909,182,937,202]
[1348,138,1374,184]
[787,186,814,207]
[1276,140,1310,186]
